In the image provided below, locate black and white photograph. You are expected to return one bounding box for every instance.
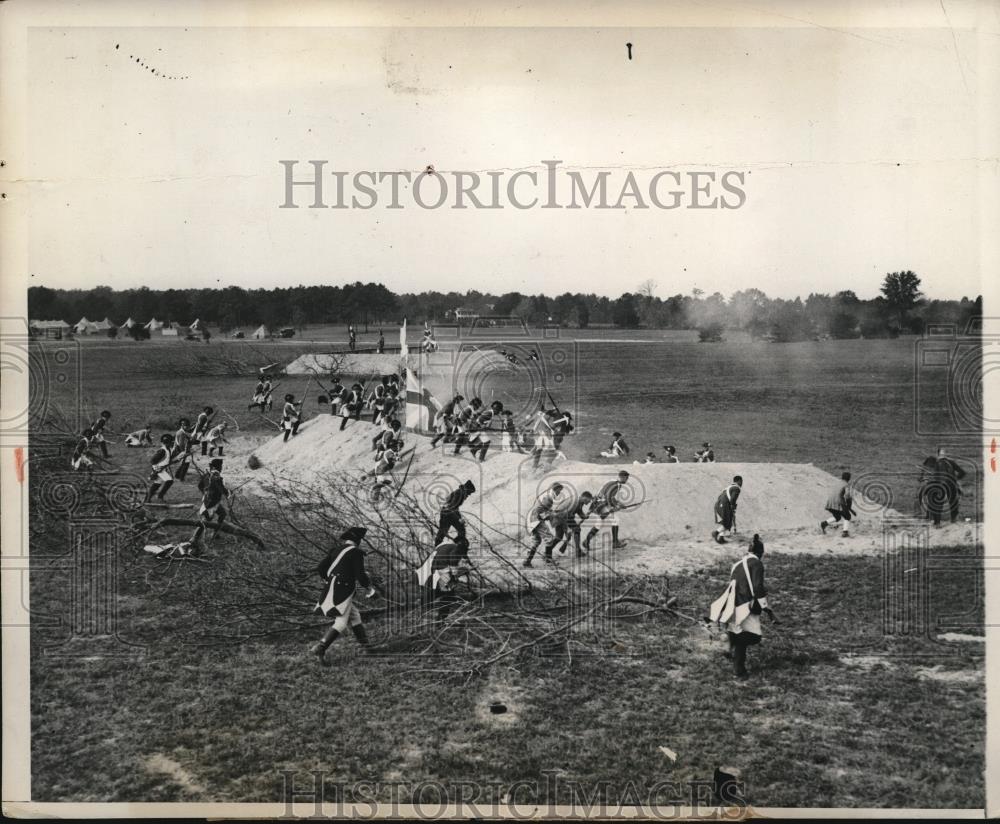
[1,0,997,818]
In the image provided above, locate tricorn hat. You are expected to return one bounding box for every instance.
[463,480,477,494]
[209,458,223,471]
[340,526,368,544]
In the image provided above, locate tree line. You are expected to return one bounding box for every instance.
[28,271,981,340]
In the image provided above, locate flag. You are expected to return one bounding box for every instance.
[404,366,441,434]
[400,318,408,357]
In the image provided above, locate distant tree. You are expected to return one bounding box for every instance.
[494,292,524,317]
[612,294,641,328]
[128,324,150,341]
[828,311,859,339]
[881,271,923,328]
[107,326,119,340]
[637,279,657,301]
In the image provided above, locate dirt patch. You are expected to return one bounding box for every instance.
[475,675,526,727]
[143,753,207,796]
[915,666,982,685]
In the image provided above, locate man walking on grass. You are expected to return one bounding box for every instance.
[311,526,375,665]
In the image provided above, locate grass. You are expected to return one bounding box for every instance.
[29,549,983,807]
[27,335,985,807]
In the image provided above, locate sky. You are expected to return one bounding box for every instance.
[22,20,993,301]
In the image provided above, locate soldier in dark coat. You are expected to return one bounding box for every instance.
[416,536,472,621]
[311,526,374,665]
[921,448,967,526]
[712,475,742,544]
[434,480,476,545]
[190,458,230,546]
[722,535,777,678]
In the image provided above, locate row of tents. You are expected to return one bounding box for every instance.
[30,317,275,340]
[30,317,211,338]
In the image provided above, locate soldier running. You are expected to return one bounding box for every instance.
[523,482,573,567]
[144,434,176,502]
[434,480,476,545]
[190,457,230,547]
[70,428,95,472]
[311,526,375,665]
[429,394,465,448]
[582,470,631,551]
[205,421,229,457]
[695,442,716,463]
[712,475,743,544]
[88,410,113,458]
[820,471,856,537]
[416,536,472,621]
[282,394,303,442]
[171,417,196,481]
[193,406,215,456]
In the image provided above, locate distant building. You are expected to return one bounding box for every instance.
[31,320,72,339]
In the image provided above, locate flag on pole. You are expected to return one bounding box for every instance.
[400,318,408,357]
[404,367,440,434]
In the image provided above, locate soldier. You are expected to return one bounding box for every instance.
[582,470,631,551]
[563,490,596,556]
[499,410,518,452]
[193,406,215,456]
[377,330,385,354]
[348,325,357,351]
[922,448,967,526]
[70,428,96,472]
[123,424,152,448]
[144,434,176,502]
[368,377,390,424]
[205,421,229,457]
[712,476,743,544]
[821,471,856,537]
[523,482,571,567]
[549,409,573,458]
[249,379,267,411]
[261,379,274,412]
[311,526,375,665]
[338,383,364,431]
[434,480,476,545]
[190,457,229,547]
[372,418,403,455]
[282,394,303,442]
[368,440,400,501]
[429,394,465,448]
[525,404,556,470]
[662,445,680,463]
[716,534,777,679]
[89,410,113,458]
[600,432,629,459]
[695,442,716,463]
[327,376,345,416]
[171,417,196,481]
[416,536,472,621]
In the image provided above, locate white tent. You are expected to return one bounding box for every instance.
[75,317,98,335]
[93,317,114,331]
[189,318,203,331]
[120,317,136,329]
[252,324,270,340]
[31,320,72,338]
[145,318,164,331]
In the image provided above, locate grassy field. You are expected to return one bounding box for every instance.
[29,549,984,807]
[27,334,985,808]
